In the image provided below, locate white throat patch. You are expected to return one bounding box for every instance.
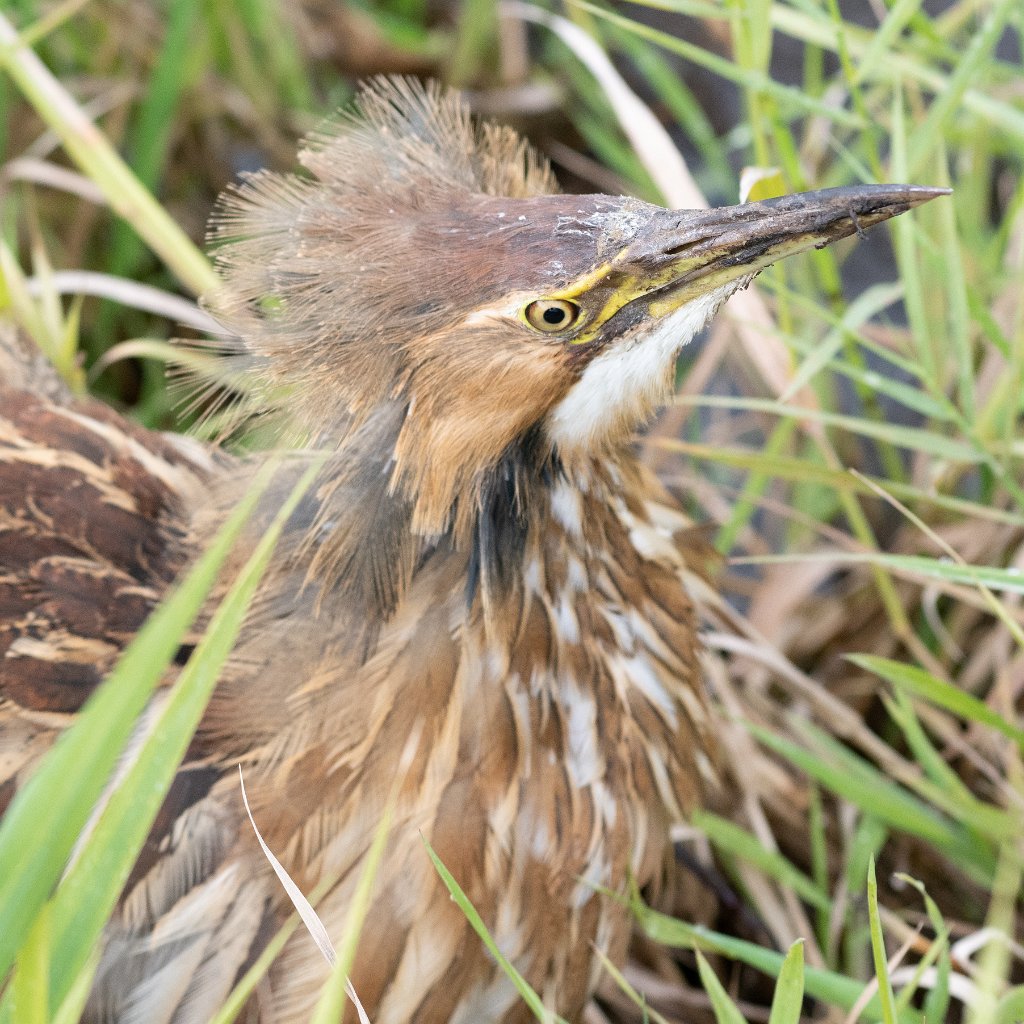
[545,286,729,453]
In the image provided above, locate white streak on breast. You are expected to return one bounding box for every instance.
[592,780,618,828]
[522,557,542,594]
[549,483,583,536]
[571,850,610,909]
[620,653,679,728]
[565,555,587,591]
[378,915,462,1023]
[448,975,519,1024]
[562,682,602,788]
[627,520,679,563]
[553,596,580,644]
[521,811,551,860]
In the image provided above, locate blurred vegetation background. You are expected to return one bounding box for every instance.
[1,1,1023,1022]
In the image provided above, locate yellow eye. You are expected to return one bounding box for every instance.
[524,299,581,332]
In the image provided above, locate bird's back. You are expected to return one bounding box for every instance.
[0,327,212,775]
[0,327,279,1022]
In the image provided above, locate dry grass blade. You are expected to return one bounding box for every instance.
[25,271,221,333]
[238,767,336,967]
[239,767,371,1023]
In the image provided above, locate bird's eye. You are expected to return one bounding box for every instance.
[524,299,581,332]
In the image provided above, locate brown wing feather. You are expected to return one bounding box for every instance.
[0,381,214,818]
[0,366,265,1022]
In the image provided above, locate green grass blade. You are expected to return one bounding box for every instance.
[866,859,898,1024]
[931,145,974,420]
[905,0,1019,178]
[309,769,398,1024]
[850,654,1024,749]
[660,439,1024,527]
[693,811,829,910]
[103,0,204,290]
[882,692,980,808]
[51,946,100,1024]
[889,878,948,1014]
[678,395,982,462]
[572,0,864,128]
[10,904,49,1024]
[696,951,748,1024]
[735,552,1024,599]
[208,915,302,1024]
[996,988,1024,1024]
[794,716,1009,845]
[635,906,918,1023]
[747,722,995,881]
[769,4,1024,142]
[852,0,925,85]
[896,874,950,1020]
[590,944,671,1024]
[423,837,562,1024]
[767,940,805,1024]
[778,281,906,402]
[229,0,313,111]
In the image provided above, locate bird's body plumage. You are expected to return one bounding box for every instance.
[0,78,944,1022]
[0,349,714,1023]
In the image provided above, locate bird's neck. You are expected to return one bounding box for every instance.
[302,425,644,620]
[211,415,685,677]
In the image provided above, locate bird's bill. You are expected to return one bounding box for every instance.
[558,184,949,344]
[635,183,950,317]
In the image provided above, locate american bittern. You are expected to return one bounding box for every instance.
[0,78,945,1023]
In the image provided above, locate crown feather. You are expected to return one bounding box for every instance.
[299,76,556,199]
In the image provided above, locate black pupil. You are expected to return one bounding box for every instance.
[542,306,566,325]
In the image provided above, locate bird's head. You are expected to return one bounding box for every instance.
[208,77,945,539]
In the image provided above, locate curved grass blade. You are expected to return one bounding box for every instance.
[696,951,748,1024]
